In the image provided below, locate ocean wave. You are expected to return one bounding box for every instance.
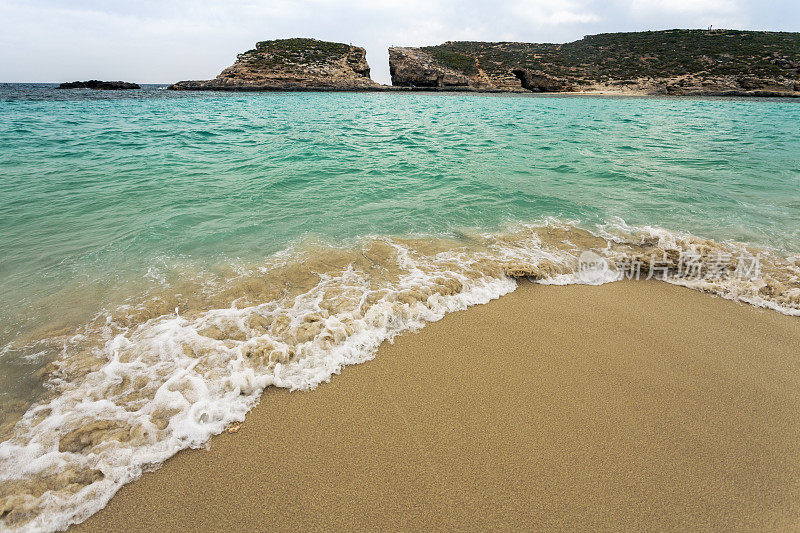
[1,220,798,531]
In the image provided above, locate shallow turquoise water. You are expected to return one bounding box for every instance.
[2,86,800,531]
[3,90,799,275]
[1,87,800,377]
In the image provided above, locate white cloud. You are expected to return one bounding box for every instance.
[618,0,748,28]
[511,0,600,26]
[0,0,782,84]
[627,0,740,15]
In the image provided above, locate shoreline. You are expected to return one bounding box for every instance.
[165,84,800,98]
[74,280,800,531]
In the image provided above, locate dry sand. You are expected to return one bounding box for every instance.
[75,280,800,531]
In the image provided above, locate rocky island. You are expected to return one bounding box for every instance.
[168,30,800,97]
[169,38,381,91]
[390,29,800,96]
[57,80,140,90]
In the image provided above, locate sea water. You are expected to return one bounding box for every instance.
[0,84,799,531]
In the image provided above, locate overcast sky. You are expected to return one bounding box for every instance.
[1,0,798,84]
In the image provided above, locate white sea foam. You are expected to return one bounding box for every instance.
[1,221,798,532]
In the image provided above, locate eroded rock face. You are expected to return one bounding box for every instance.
[660,75,800,96]
[511,70,570,92]
[390,31,800,96]
[388,47,518,91]
[169,38,382,91]
[388,48,471,88]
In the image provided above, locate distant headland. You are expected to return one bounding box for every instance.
[168,30,800,97]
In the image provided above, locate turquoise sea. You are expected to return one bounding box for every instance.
[1,84,799,531]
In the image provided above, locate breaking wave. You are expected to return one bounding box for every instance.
[1,220,798,531]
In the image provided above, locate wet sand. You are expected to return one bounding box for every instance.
[76,280,800,531]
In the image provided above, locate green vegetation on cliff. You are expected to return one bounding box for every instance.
[241,38,353,69]
[419,48,478,75]
[424,29,800,81]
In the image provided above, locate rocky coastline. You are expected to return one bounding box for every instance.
[168,31,800,97]
[168,38,381,92]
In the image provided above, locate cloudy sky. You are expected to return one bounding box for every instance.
[1,0,797,84]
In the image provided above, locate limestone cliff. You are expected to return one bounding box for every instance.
[390,30,800,96]
[169,38,381,91]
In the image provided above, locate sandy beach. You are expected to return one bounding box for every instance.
[73,280,800,531]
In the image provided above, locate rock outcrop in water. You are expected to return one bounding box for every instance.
[389,29,800,96]
[168,38,381,91]
[57,80,140,90]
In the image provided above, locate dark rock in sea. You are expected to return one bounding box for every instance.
[168,38,382,91]
[56,80,140,90]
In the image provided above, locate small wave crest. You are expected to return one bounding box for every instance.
[1,220,798,531]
